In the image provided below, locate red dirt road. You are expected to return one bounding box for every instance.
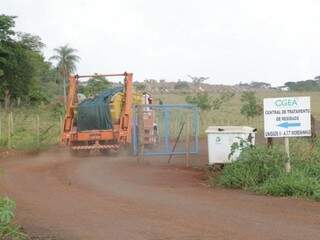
[0,149,320,240]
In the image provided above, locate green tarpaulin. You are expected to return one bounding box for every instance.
[77,87,123,131]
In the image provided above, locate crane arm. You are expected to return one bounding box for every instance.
[61,75,77,144]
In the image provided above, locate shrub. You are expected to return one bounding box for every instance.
[186,91,235,112]
[185,92,212,111]
[217,146,286,189]
[174,81,190,90]
[240,91,262,119]
[215,142,320,201]
[0,197,27,239]
[257,172,320,200]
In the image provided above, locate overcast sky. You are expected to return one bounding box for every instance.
[2,0,320,86]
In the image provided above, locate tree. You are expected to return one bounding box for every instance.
[284,79,320,91]
[0,15,14,77]
[211,91,235,110]
[134,82,146,92]
[0,15,15,42]
[187,75,209,91]
[249,81,271,89]
[0,15,55,108]
[78,75,111,97]
[174,80,190,90]
[50,44,80,104]
[185,92,212,111]
[186,92,214,128]
[240,91,262,119]
[17,32,44,52]
[186,91,234,111]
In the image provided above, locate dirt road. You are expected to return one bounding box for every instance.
[0,149,319,240]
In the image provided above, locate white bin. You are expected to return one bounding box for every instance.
[205,126,256,165]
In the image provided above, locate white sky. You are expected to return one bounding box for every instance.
[2,0,320,86]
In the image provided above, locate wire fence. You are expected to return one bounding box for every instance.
[1,106,312,151]
[0,109,62,150]
[0,108,265,150]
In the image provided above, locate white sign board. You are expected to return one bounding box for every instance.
[264,96,311,138]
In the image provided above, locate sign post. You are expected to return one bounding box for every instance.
[284,137,291,173]
[263,96,311,172]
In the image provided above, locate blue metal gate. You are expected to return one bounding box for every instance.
[132,104,200,156]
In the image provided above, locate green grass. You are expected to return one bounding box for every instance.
[1,89,319,150]
[154,91,320,135]
[212,138,320,201]
[0,104,62,151]
[0,196,27,240]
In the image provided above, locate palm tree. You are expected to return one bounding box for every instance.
[50,44,80,104]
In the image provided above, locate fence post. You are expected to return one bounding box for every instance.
[185,116,191,167]
[163,110,170,153]
[284,137,291,173]
[0,113,2,140]
[311,114,316,148]
[137,105,144,163]
[7,112,11,149]
[59,115,63,142]
[36,115,40,147]
[266,137,273,148]
[10,112,13,134]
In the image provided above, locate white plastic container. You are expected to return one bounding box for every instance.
[205,126,256,165]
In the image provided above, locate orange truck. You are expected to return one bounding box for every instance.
[61,72,155,155]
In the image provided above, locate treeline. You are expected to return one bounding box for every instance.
[0,15,63,110]
[284,76,320,91]
[0,14,120,109]
[1,13,320,110]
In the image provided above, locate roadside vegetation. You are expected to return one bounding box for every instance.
[209,138,320,201]
[0,105,62,151]
[0,164,26,239]
[0,196,27,240]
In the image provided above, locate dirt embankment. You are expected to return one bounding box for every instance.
[0,149,319,240]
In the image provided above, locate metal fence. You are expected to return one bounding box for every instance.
[132,104,200,156]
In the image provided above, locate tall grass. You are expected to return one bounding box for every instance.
[213,138,320,201]
[0,197,27,240]
[154,91,320,135]
[1,90,319,149]
[0,104,62,151]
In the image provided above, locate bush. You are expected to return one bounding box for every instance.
[185,92,212,111]
[215,142,320,201]
[185,92,235,111]
[0,197,27,240]
[257,172,320,200]
[240,91,262,119]
[217,146,286,189]
[174,81,190,90]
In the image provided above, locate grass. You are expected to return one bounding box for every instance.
[0,197,27,240]
[0,104,62,151]
[0,90,319,202]
[211,138,320,201]
[1,89,319,150]
[154,90,320,135]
